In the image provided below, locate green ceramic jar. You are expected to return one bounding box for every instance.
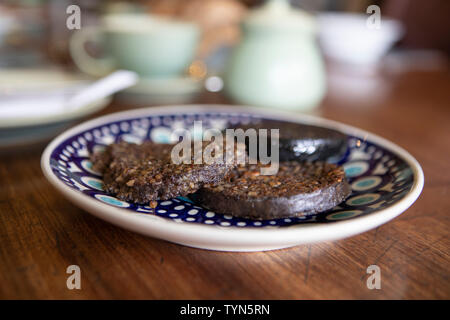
[225,0,325,111]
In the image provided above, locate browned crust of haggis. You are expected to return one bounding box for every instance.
[91,141,244,204]
[195,162,351,219]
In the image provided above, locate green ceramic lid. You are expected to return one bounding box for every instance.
[243,0,316,33]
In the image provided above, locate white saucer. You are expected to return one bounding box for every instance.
[123,76,203,103]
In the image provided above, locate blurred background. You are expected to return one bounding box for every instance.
[0,0,449,149]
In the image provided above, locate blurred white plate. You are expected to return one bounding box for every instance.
[0,68,112,147]
[0,68,90,92]
[0,98,110,148]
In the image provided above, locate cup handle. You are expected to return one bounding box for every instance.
[69,26,115,77]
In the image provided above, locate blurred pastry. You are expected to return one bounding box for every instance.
[148,0,247,58]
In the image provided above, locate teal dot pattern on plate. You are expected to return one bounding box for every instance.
[49,112,415,227]
[80,176,104,191]
[94,194,130,208]
[351,176,382,191]
[326,210,363,221]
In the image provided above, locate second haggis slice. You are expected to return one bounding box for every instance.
[194,161,351,219]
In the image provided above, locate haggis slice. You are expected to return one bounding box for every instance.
[91,140,244,204]
[195,161,351,220]
[230,120,348,163]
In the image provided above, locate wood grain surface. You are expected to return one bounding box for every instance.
[0,70,449,299]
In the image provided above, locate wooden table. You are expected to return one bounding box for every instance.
[1,69,449,299]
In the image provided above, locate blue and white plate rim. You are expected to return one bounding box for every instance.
[40,104,424,251]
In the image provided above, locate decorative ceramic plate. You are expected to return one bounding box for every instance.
[41,105,424,251]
